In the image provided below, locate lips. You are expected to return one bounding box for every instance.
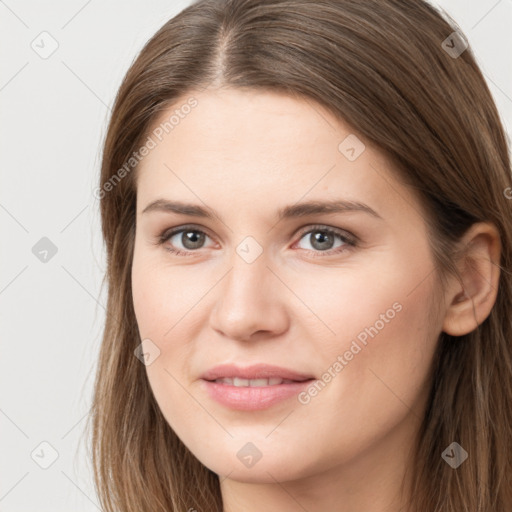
[200,363,315,383]
[200,364,317,410]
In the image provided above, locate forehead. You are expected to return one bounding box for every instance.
[140,88,345,168]
[135,88,416,223]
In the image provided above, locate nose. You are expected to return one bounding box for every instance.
[209,246,289,343]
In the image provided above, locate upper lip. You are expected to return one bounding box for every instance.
[200,363,315,382]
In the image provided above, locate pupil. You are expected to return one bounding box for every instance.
[183,231,204,249]
[312,231,333,250]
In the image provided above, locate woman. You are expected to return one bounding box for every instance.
[88,0,512,510]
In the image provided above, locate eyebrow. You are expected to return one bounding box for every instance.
[141,198,382,221]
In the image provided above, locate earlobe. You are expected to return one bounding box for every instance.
[442,222,501,336]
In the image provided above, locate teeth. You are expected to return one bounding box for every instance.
[213,377,296,386]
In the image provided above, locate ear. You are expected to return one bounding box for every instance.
[442,222,501,336]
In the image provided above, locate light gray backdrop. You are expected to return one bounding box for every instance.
[1,0,511,510]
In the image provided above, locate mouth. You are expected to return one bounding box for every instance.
[200,363,315,383]
[206,377,313,386]
[201,378,316,411]
[199,364,316,411]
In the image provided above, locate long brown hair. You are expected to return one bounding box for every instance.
[87,1,512,510]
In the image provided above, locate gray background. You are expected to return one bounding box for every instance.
[1,0,511,510]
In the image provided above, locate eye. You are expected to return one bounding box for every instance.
[156,224,357,257]
[293,225,357,257]
[158,225,215,256]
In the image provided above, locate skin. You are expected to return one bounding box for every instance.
[131,88,501,512]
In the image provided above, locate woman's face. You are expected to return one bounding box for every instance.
[131,88,444,485]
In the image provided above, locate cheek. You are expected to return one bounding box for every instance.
[131,254,209,444]
[131,248,207,341]
[291,246,439,423]
[131,263,194,390]
[312,260,438,417]
[276,269,439,473]
[287,246,437,361]
[131,247,221,393]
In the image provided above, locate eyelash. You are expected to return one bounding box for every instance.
[156,224,358,258]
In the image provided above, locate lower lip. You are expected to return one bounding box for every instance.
[200,379,315,411]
